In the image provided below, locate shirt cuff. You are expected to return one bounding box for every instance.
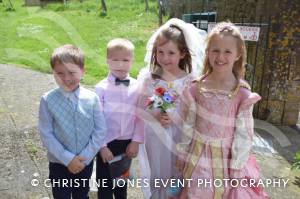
[100,143,107,149]
[61,151,76,166]
[132,133,144,143]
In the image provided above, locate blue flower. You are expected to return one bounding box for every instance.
[163,92,174,104]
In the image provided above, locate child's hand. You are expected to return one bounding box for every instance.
[67,155,86,174]
[158,112,171,128]
[178,187,188,199]
[100,147,114,163]
[229,168,244,179]
[182,87,194,105]
[126,141,139,158]
[176,158,185,172]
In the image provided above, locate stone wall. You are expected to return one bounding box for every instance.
[25,0,41,6]
[257,0,300,125]
[25,0,64,6]
[169,0,300,125]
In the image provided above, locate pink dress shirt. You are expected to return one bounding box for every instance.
[95,73,144,148]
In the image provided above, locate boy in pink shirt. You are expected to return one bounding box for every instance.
[95,38,144,199]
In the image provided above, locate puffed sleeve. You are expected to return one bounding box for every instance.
[177,81,198,163]
[179,81,198,122]
[230,88,261,171]
[132,80,146,144]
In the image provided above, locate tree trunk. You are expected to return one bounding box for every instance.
[145,0,149,12]
[158,0,163,25]
[101,0,107,13]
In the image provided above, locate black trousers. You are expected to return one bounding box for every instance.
[96,139,131,199]
[49,161,93,199]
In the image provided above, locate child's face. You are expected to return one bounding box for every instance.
[53,62,84,92]
[107,49,133,79]
[207,34,240,74]
[156,40,185,73]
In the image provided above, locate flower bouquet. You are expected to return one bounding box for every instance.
[145,86,178,113]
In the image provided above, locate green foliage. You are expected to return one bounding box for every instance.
[26,140,38,159]
[0,0,160,85]
[1,0,15,11]
[291,151,300,170]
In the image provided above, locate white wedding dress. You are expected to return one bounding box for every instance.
[137,74,194,199]
[136,18,207,199]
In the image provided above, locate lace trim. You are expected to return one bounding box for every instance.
[195,76,251,99]
[151,75,192,90]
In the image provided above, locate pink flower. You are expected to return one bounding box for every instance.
[145,97,154,106]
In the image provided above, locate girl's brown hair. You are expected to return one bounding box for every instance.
[203,22,246,79]
[150,25,192,78]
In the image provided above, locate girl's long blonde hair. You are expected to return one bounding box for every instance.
[203,22,246,79]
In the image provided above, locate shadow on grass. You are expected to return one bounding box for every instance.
[293,176,300,188]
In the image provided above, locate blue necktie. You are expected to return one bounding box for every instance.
[115,78,130,86]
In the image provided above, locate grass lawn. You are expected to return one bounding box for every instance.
[0,0,163,84]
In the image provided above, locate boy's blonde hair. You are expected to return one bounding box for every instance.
[203,22,246,79]
[50,44,84,69]
[107,38,135,58]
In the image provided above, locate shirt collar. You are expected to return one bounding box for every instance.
[108,72,130,83]
[59,86,80,99]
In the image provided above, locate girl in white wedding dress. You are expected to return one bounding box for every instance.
[137,18,207,199]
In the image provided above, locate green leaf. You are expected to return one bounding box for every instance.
[291,151,300,170]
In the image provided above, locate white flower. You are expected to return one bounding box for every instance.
[153,95,163,108]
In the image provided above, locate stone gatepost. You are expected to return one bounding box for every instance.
[259,0,300,125]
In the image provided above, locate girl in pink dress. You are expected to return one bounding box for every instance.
[178,22,269,199]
